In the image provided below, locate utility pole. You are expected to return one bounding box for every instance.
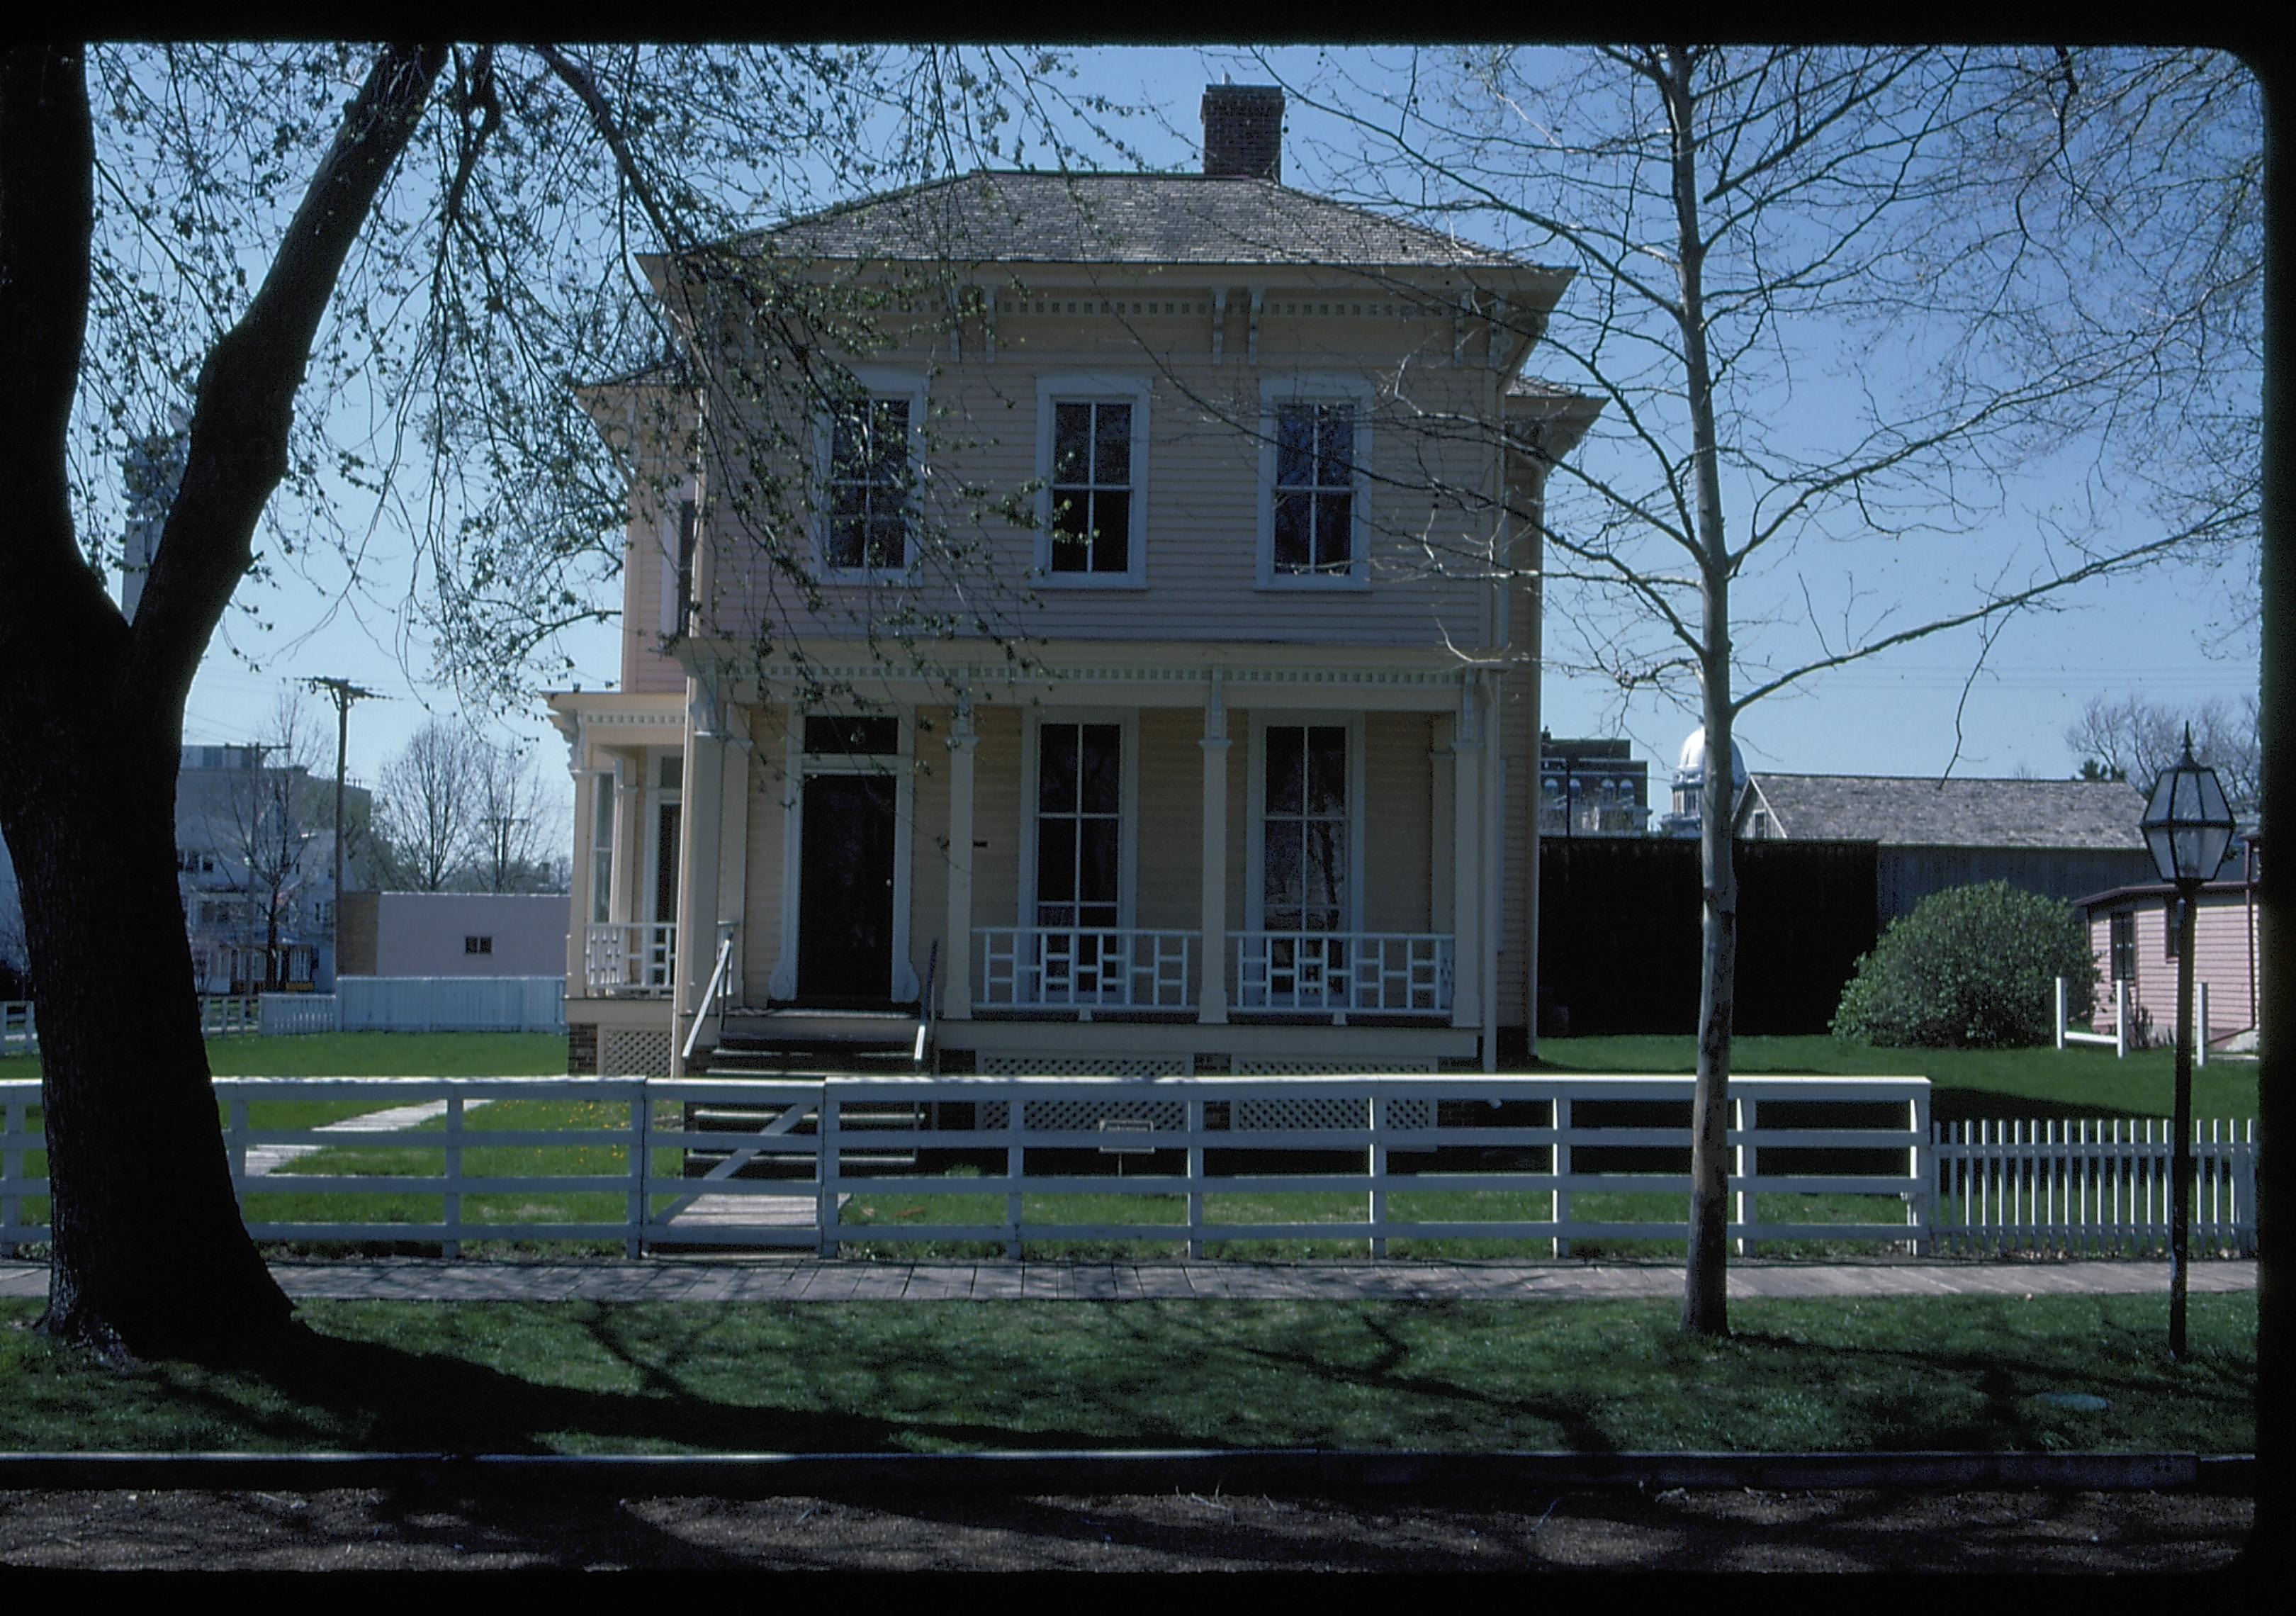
[307,678,382,975]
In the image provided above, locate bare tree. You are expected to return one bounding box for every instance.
[470,739,558,893]
[0,42,1118,1361]
[198,694,331,991]
[2069,692,2261,815]
[1253,45,2259,1334]
[372,719,483,892]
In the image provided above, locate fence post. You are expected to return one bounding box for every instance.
[1368,1092,1388,1259]
[818,1087,841,1259]
[1006,1085,1025,1262]
[2197,982,2210,1069]
[2115,981,2129,1059]
[1733,1094,1754,1259]
[2054,977,2066,1050]
[1186,1095,1205,1261]
[1553,1094,1572,1259]
[1910,1090,1932,1257]
[441,1091,463,1259]
[628,1083,648,1259]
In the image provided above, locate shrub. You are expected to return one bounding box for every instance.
[1830,881,2098,1048]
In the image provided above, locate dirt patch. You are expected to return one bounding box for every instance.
[0,1486,2253,1571]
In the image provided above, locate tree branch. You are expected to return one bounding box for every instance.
[122,43,446,730]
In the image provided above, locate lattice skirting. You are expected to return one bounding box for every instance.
[600,1028,674,1077]
[1233,1058,1436,1074]
[976,1055,1188,1077]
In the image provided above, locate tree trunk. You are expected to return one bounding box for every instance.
[1,714,293,1362]
[1664,44,1738,1336]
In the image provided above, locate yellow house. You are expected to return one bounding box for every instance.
[548,86,1599,1079]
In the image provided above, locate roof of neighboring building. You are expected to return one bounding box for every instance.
[2073,878,2254,909]
[1743,773,2149,851]
[741,171,1558,273]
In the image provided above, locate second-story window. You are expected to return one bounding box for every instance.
[1272,403,1354,576]
[1036,374,1150,586]
[824,397,911,573]
[1049,401,1132,575]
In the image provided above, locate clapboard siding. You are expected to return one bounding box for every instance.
[1135,708,1204,931]
[969,705,1023,930]
[2088,892,2259,1038]
[702,344,1504,649]
[1362,712,1433,933]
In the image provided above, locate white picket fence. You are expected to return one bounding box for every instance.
[4,996,257,1055]
[1932,1118,2258,1257]
[259,995,339,1036]
[0,1072,2257,1262]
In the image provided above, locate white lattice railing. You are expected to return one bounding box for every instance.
[1230,932,1453,1016]
[974,928,1195,1011]
[585,923,677,997]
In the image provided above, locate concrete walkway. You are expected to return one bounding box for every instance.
[0,1257,2256,1303]
[239,1099,481,1177]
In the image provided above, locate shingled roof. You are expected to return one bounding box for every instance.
[1743,773,2148,851]
[746,171,1544,272]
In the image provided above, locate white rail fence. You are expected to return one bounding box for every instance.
[1933,1118,2257,1257]
[0,1072,2257,1262]
[2055,977,2219,1065]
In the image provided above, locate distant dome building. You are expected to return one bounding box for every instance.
[1660,726,1748,837]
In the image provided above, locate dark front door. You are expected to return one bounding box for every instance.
[799,773,897,1004]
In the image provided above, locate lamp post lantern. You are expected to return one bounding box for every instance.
[2138,726,2237,1362]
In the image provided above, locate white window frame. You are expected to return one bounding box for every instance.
[814,366,928,584]
[641,748,683,929]
[1256,375,1374,591]
[1018,712,1140,931]
[1033,372,1152,588]
[1243,711,1366,933]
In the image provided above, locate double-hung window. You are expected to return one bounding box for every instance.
[1259,378,1371,587]
[1034,722,1124,933]
[1036,374,1149,586]
[1261,724,1350,935]
[818,371,925,579]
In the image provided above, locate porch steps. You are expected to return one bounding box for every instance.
[686,1006,930,1178]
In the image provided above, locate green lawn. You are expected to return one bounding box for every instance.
[0,1293,2254,1456]
[1533,1034,2260,1121]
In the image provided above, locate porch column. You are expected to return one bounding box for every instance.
[716,709,753,1006]
[565,762,602,986]
[942,702,978,1020]
[670,684,729,1076]
[1451,680,1485,1035]
[1198,674,1231,1024]
[609,758,642,926]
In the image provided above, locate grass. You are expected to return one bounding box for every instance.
[0,1292,2254,1456]
[1536,1034,2260,1121]
[0,1030,565,1084]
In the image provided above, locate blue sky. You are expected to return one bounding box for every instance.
[164,43,2260,820]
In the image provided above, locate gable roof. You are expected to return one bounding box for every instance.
[745,171,1553,274]
[1743,773,2148,851]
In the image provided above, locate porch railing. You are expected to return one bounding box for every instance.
[1231,932,1453,1016]
[584,922,677,997]
[974,928,1196,1011]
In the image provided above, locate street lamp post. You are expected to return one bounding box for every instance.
[2138,727,2236,1362]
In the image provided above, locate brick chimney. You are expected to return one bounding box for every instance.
[1201,84,1283,182]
